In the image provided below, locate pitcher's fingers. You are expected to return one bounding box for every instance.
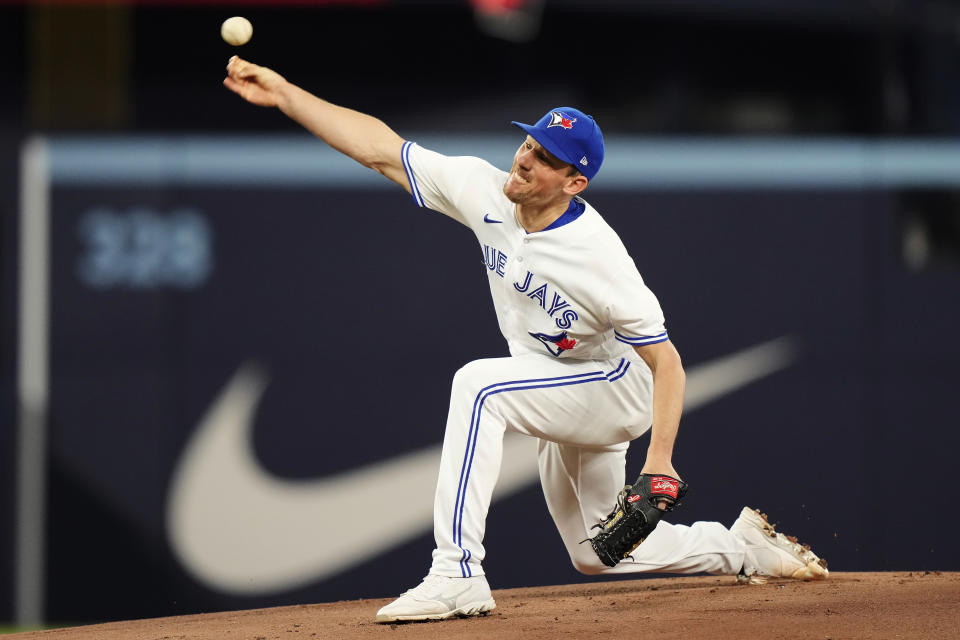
[223,76,243,94]
[227,56,256,80]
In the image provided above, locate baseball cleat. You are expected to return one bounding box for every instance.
[731,507,829,582]
[374,573,496,623]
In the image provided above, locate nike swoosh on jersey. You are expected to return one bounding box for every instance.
[483,214,502,223]
[166,336,798,595]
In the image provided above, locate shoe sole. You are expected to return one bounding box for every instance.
[734,508,829,581]
[375,598,496,623]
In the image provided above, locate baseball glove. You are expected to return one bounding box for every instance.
[588,473,689,567]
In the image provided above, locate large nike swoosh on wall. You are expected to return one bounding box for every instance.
[166,337,798,595]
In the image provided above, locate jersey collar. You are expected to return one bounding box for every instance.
[527,197,586,234]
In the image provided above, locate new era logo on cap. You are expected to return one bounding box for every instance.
[511,106,605,180]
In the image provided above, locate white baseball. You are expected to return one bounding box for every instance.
[221,16,253,46]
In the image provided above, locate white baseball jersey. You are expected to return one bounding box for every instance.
[401,142,669,361]
[398,140,746,581]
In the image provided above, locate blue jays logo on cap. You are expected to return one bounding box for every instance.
[511,106,605,181]
[548,111,578,130]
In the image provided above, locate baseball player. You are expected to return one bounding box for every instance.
[223,56,829,623]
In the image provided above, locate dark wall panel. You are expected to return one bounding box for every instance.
[33,183,960,623]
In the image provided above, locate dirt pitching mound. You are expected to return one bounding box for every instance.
[9,572,959,640]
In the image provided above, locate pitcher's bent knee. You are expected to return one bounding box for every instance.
[568,546,607,575]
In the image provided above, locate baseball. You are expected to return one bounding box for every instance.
[221,16,253,46]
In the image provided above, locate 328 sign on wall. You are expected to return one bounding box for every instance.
[75,207,213,290]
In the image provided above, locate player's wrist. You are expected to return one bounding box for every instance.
[640,453,678,479]
[644,447,674,465]
[274,79,298,112]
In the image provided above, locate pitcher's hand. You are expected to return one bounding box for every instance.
[223,56,287,108]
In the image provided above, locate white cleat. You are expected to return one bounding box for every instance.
[731,507,829,582]
[375,574,496,623]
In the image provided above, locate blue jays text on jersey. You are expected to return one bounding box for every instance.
[483,243,580,330]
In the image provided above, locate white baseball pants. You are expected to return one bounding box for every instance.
[429,351,745,578]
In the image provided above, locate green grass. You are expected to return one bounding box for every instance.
[0,624,62,634]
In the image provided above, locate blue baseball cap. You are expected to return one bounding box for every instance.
[511,107,605,180]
